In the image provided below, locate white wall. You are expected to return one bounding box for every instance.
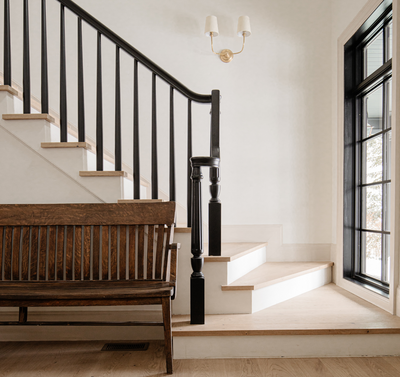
[1,0,369,245]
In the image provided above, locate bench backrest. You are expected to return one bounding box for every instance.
[0,202,175,282]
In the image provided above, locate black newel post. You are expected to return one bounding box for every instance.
[190,156,220,325]
[208,90,221,256]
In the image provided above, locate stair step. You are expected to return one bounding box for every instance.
[41,142,92,150]
[204,242,268,262]
[222,261,333,291]
[0,85,18,96]
[79,171,127,177]
[3,113,54,122]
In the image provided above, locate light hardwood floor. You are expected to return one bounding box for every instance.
[1,340,400,376]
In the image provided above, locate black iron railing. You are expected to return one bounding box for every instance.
[2,0,221,323]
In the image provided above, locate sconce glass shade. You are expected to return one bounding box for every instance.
[237,16,251,37]
[205,15,219,37]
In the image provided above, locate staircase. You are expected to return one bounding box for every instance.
[3,0,399,363]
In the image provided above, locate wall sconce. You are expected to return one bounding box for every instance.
[205,15,251,63]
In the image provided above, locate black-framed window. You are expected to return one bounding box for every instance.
[343,0,392,296]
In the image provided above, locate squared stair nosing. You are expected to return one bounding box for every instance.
[79,171,127,177]
[204,242,268,263]
[2,113,55,123]
[0,85,18,96]
[221,262,334,291]
[41,142,92,150]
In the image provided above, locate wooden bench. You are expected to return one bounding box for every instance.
[0,202,179,374]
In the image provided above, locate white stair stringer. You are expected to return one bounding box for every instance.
[0,117,124,203]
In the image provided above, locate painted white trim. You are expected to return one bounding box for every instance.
[174,334,400,359]
[336,0,397,314]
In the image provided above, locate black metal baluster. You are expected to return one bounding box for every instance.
[60,4,67,141]
[23,0,31,114]
[3,0,11,86]
[187,99,193,227]
[209,90,221,256]
[77,17,85,142]
[133,59,140,198]
[96,31,103,171]
[169,87,176,202]
[115,46,121,171]
[151,72,158,199]
[41,0,48,114]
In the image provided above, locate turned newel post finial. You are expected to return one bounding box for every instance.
[190,156,220,325]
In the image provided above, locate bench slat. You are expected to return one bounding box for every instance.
[39,226,47,280]
[21,227,30,281]
[137,225,145,279]
[110,225,118,280]
[83,226,91,280]
[155,225,165,279]
[101,225,109,280]
[128,225,136,279]
[147,225,154,279]
[74,226,82,280]
[65,226,73,280]
[47,226,56,281]
[56,226,64,281]
[92,226,100,280]
[29,226,39,281]
[12,227,21,280]
[0,227,3,280]
[119,225,127,280]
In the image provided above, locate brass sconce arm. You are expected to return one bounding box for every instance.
[210,32,246,63]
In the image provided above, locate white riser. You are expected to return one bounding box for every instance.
[174,334,400,359]
[251,267,332,313]
[227,245,267,284]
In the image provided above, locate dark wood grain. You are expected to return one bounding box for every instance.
[0,227,4,280]
[128,225,136,279]
[147,225,154,279]
[56,226,64,281]
[65,226,74,280]
[74,226,82,280]
[12,227,21,280]
[47,226,56,281]
[92,226,100,280]
[155,225,165,279]
[4,227,13,280]
[38,226,47,280]
[119,225,127,280]
[29,227,39,281]
[21,226,30,281]
[162,296,173,374]
[102,225,109,280]
[110,226,118,280]
[137,226,145,279]
[163,227,172,280]
[0,203,175,226]
[83,226,91,280]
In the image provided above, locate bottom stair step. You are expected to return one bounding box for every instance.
[172,284,400,359]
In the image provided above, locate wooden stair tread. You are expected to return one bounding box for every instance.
[41,142,92,150]
[204,242,268,262]
[3,113,55,123]
[0,85,18,96]
[172,284,400,336]
[222,261,333,291]
[79,171,127,177]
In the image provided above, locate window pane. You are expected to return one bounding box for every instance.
[386,79,392,129]
[383,183,390,232]
[385,131,391,180]
[365,31,383,77]
[362,185,382,230]
[384,235,390,283]
[363,136,382,184]
[363,231,382,279]
[387,21,393,61]
[363,86,383,137]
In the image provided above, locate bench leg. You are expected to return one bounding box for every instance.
[19,307,28,323]
[161,296,173,374]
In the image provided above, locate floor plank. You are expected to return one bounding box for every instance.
[1,341,400,376]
